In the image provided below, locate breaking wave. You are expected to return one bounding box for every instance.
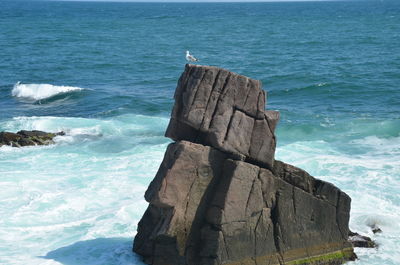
[12,82,84,101]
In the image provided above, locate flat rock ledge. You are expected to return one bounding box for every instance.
[0,130,64,147]
[133,65,356,265]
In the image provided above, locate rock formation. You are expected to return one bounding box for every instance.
[0,130,64,147]
[133,64,356,265]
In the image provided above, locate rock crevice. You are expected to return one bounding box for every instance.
[134,65,355,265]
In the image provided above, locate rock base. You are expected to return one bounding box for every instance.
[134,141,355,265]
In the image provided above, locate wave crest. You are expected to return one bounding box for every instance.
[12,82,84,101]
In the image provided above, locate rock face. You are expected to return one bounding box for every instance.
[165,65,278,170]
[0,130,64,147]
[134,65,355,265]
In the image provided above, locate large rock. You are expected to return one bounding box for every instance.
[134,65,355,265]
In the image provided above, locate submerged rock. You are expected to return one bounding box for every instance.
[133,65,356,265]
[372,227,382,234]
[367,223,382,234]
[0,130,64,147]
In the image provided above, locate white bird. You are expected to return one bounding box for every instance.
[186,50,199,62]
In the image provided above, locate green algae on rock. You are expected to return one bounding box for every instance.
[0,130,64,147]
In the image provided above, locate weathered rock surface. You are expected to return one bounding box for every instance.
[134,65,355,265]
[0,130,64,147]
[166,64,279,170]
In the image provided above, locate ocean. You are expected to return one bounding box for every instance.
[0,0,399,264]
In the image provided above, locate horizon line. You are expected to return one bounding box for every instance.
[39,0,370,2]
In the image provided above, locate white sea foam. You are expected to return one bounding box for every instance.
[0,114,169,265]
[11,82,84,101]
[0,115,170,148]
[1,114,399,264]
[276,136,400,264]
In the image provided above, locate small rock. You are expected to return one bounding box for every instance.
[0,130,64,147]
[349,231,376,248]
[368,223,383,234]
[372,227,382,234]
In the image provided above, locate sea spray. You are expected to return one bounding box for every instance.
[276,136,400,264]
[0,114,169,265]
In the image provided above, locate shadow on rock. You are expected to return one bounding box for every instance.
[41,237,145,265]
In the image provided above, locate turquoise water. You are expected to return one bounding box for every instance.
[0,1,399,264]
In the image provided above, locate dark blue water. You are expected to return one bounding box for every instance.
[0,1,399,264]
